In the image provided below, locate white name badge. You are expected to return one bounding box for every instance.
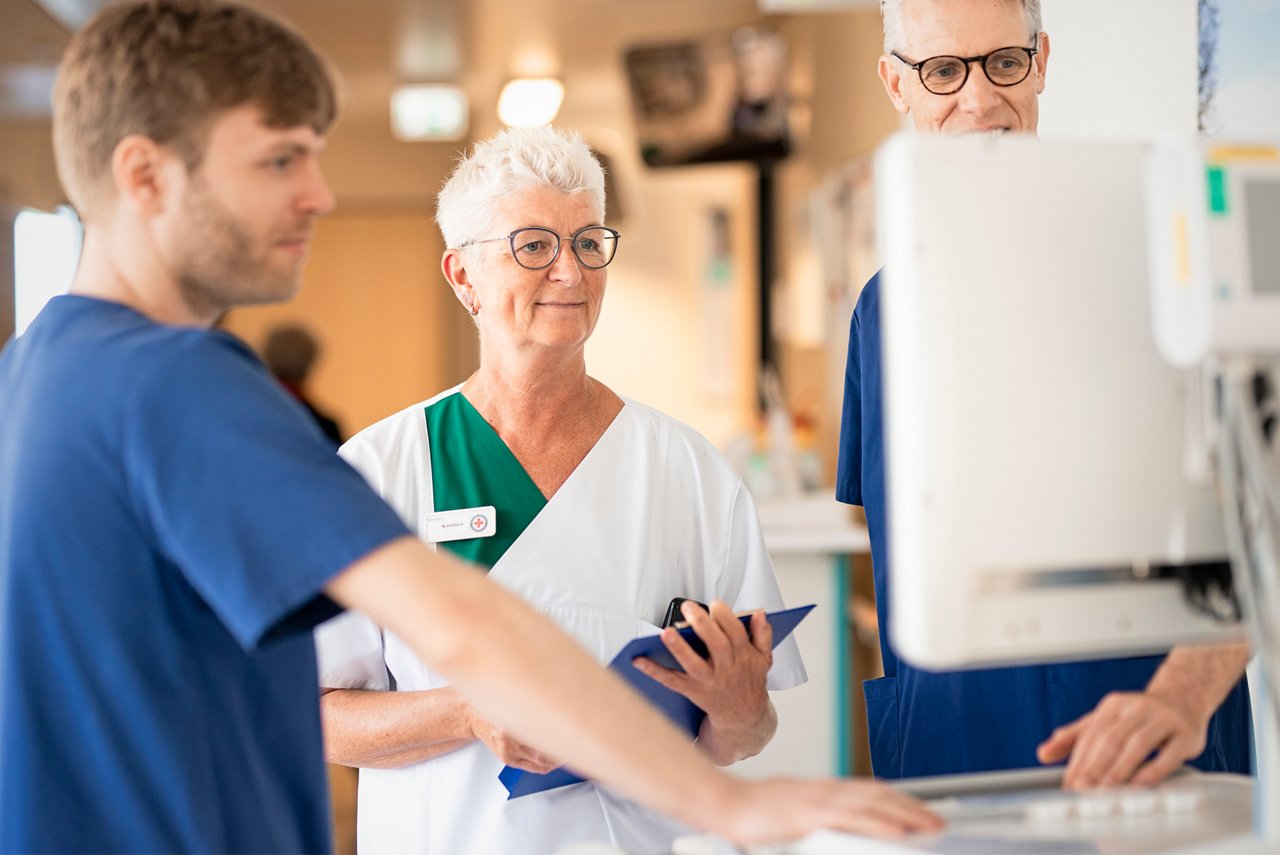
[425,506,497,543]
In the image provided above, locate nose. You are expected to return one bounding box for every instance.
[955,62,1004,113]
[300,161,336,217]
[546,237,584,283]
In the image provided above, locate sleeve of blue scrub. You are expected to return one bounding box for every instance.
[122,332,410,652]
[835,279,868,507]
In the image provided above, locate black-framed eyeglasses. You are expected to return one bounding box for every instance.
[460,225,621,270]
[891,43,1038,96]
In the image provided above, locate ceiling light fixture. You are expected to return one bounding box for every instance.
[496,78,564,128]
[390,84,469,141]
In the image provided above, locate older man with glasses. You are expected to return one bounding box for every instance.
[837,0,1254,789]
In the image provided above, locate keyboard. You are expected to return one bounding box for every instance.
[783,769,1257,854]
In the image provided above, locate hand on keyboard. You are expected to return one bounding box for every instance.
[1036,691,1205,789]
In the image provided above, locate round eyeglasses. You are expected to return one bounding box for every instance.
[461,226,621,270]
[891,44,1038,96]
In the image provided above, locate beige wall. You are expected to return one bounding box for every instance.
[221,213,451,437]
[0,119,65,213]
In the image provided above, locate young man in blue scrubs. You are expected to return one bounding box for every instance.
[839,0,1253,787]
[0,2,943,851]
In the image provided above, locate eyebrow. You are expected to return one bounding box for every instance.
[268,142,316,157]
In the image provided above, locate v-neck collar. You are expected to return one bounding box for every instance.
[422,390,630,569]
[458,390,630,504]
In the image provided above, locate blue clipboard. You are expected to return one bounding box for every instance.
[498,603,815,799]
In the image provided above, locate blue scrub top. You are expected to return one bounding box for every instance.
[836,271,1253,780]
[0,297,410,853]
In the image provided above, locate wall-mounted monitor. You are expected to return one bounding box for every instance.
[624,26,790,168]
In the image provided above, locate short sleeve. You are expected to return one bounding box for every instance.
[311,432,406,690]
[315,610,390,690]
[835,302,865,507]
[721,481,808,692]
[123,334,409,651]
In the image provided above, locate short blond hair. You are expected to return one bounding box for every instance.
[53,0,337,220]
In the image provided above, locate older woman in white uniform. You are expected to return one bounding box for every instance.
[315,126,806,855]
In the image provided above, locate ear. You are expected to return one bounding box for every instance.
[879,54,911,115]
[1034,31,1050,94]
[110,134,174,215]
[441,249,478,314]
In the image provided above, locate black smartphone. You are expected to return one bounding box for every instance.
[660,597,708,629]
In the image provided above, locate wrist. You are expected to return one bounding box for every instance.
[1145,683,1213,729]
[436,686,479,741]
[689,770,751,835]
[1146,643,1251,728]
[702,697,776,765]
[708,685,771,732]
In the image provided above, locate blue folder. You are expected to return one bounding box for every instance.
[498,603,816,799]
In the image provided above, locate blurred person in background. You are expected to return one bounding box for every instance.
[263,322,344,445]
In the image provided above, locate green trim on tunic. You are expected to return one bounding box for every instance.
[423,392,547,568]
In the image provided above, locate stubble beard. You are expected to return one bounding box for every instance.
[174,177,302,318]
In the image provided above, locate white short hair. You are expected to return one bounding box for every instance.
[880,0,1043,55]
[435,126,606,249]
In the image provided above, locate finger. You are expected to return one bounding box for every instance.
[521,747,560,774]
[1064,716,1142,790]
[631,655,691,692]
[829,792,943,837]
[495,733,557,772]
[1058,704,1123,788]
[748,609,773,656]
[709,600,750,646]
[684,600,734,663]
[857,795,942,827]
[1130,739,1191,787]
[1099,721,1174,786]
[869,797,946,833]
[1036,717,1087,764]
[872,785,947,823]
[825,813,910,840]
[511,752,558,774]
[658,627,715,679]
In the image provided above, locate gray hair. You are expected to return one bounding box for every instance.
[435,126,606,249]
[880,0,1043,55]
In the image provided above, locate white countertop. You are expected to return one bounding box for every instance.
[755,492,871,555]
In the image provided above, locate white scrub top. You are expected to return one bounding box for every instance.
[316,388,806,855]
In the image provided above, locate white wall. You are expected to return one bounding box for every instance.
[1038,0,1199,139]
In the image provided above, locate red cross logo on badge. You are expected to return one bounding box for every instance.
[470,514,489,533]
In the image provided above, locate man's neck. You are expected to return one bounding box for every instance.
[70,228,217,328]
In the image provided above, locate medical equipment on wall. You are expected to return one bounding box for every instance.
[1145,139,1280,843]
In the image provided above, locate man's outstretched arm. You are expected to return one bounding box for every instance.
[326,536,943,843]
